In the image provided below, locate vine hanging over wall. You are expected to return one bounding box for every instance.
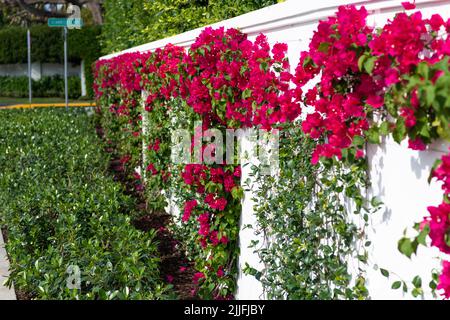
[249,121,375,299]
[294,2,450,299]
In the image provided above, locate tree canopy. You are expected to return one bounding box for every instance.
[101,0,281,53]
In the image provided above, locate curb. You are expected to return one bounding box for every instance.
[0,231,16,300]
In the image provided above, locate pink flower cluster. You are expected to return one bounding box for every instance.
[438,261,450,299]
[181,164,208,194]
[296,5,450,163]
[295,5,374,163]
[433,151,450,196]
[424,202,450,254]
[182,199,198,222]
[185,27,299,129]
[424,150,450,298]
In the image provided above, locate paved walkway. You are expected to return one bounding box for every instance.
[0,231,16,300]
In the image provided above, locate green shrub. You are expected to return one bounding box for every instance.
[0,25,101,97]
[0,75,81,99]
[0,108,171,299]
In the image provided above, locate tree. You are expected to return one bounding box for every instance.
[0,0,103,25]
[101,0,281,53]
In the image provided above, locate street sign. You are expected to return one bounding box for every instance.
[48,18,83,28]
[47,5,83,111]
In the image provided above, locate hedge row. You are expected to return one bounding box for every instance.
[0,108,171,299]
[0,75,81,99]
[0,25,101,97]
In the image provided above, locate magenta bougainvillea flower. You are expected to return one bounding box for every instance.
[424,203,450,254]
[438,261,450,299]
[408,137,426,151]
[401,1,416,10]
[182,199,198,223]
[433,151,450,196]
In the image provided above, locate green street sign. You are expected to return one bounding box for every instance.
[48,18,83,28]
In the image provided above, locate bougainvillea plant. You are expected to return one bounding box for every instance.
[177,26,298,299]
[295,2,450,298]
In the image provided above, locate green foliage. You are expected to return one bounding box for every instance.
[0,25,101,97]
[0,108,171,299]
[0,25,101,64]
[382,57,450,145]
[101,0,280,53]
[247,122,374,299]
[0,75,81,99]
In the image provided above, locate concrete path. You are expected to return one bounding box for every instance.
[0,231,16,300]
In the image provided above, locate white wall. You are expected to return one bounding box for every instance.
[100,0,450,300]
[364,138,449,299]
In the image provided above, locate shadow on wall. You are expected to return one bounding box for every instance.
[367,138,449,225]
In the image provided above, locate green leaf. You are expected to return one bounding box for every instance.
[363,56,377,75]
[358,54,368,72]
[412,275,422,288]
[260,61,269,72]
[393,117,406,144]
[379,121,390,136]
[416,224,430,246]
[318,42,330,53]
[371,197,383,207]
[397,237,417,258]
[231,186,244,200]
[302,55,312,67]
[366,126,380,144]
[352,135,365,147]
[425,85,436,107]
[429,280,437,290]
[417,62,429,79]
[445,231,450,247]
[380,268,389,278]
[242,89,252,99]
[391,281,402,289]
[403,281,408,293]
[412,287,423,298]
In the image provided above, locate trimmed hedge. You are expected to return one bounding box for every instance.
[0,25,101,97]
[0,108,171,299]
[0,75,81,99]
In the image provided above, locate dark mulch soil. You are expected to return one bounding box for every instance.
[103,129,197,299]
[133,214,197,300]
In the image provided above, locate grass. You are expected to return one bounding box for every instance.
[0,97,93,106]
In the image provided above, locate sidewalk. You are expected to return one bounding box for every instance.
[0,231,16,300]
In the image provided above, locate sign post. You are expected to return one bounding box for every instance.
[27,28,32,104]
[64,26,68,111]
[48,14,82,111]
